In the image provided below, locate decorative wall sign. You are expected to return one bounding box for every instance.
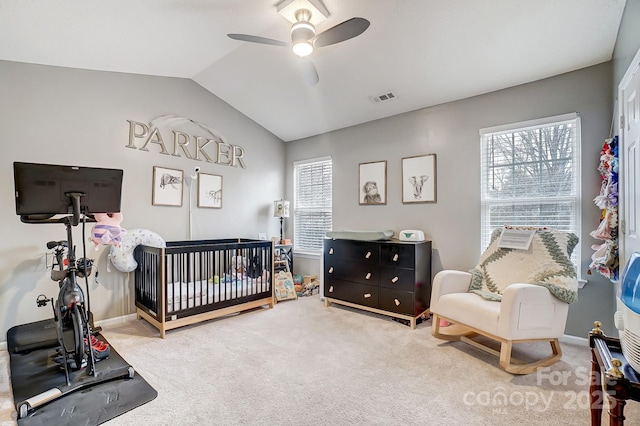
[197,173,223,209]
[402,154,437,203]
[126,115,247,169]
[359,160,387,205]
[152,166,183,207]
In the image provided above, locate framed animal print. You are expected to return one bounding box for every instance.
[152,166,183,207]
[197,172,223,209]
[402,154,437,203]
[359,160,387,205]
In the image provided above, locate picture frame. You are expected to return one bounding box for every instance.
[274,271,297,302]
[402,154,437,203]
[197,172,223,208]
[152,166,184,207]
[359,160,387,205]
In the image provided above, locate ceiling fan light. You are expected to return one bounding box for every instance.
[292,41,313,57]
[291,21,315,57]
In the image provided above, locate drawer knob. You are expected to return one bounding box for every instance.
[364,293,371,298]
[365,272,371,280]
[394,298,400,306]
[329,248,334,255]
[329,286,334,293]
[365,251,372,259]
[329,266,334,274]
[393,254,399,262]
[391,276,399,283]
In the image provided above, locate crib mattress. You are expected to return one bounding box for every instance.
[166,278,268,313]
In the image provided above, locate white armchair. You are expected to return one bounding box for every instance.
[430,228,578,374]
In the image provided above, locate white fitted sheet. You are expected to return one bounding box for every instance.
[166,278,269,313]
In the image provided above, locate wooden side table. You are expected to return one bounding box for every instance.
[589,321,640,425]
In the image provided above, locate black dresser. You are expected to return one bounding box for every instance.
[323,238,432,329]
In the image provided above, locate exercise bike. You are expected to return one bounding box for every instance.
[38,217,98,383]
[15,193,134,419]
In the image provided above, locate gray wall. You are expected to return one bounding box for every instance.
[4,0,636,341]
[613,0,640,91]
[0,60,285,340]
[286,62,614,337]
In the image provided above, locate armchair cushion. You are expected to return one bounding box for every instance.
[468,228,579,304]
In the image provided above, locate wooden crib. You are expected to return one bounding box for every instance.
[134,238,273,338]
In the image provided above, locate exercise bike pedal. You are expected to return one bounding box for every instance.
[53,354,87,370]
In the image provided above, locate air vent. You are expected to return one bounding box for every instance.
[369,91,397,104]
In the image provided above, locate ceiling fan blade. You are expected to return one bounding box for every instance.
[313,17,370,48]
[298,58,319,86]
[227,34,288,47]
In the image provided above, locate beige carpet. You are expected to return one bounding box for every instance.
[1,295,639,425]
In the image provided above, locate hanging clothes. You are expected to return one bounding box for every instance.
[589,136,619,281]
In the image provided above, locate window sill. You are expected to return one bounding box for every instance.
[292,250,321,259]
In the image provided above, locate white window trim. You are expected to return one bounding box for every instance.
[293,156,332,256]
[479,112,582,279]
[479,112,580,136]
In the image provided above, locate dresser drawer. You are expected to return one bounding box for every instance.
[324,280,378,309]
[380,243,415,268]
[379,288,415,316]
[378,267,415,291]
[324,239,378,265]
[325,259,378,285]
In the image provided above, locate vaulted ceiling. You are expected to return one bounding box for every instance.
[0,0,627,141]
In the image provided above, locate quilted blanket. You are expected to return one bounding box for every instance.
[468,228,579,304]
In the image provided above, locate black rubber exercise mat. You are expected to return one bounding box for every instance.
[7,320,157,425]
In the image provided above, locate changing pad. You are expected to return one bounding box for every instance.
[325,230,395,241]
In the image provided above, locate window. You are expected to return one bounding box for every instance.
[479,113,581,266]
[293,157,332,254]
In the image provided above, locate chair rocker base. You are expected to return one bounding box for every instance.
[432,313,563,375]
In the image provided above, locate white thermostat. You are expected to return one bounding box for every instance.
[399,230,425,242]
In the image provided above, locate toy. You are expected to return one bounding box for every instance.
[296,275,320,297]
[302,279,319,296]
[90,212,126,249]
[231,255,247,278]
[274,271,297,302]
[108,229,166,272]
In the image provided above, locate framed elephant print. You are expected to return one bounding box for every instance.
[402,154,436,203]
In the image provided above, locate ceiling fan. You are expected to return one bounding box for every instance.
[227,3,370,86]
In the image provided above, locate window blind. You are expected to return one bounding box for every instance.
[294,157,332,254]
[479,113,581,266]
